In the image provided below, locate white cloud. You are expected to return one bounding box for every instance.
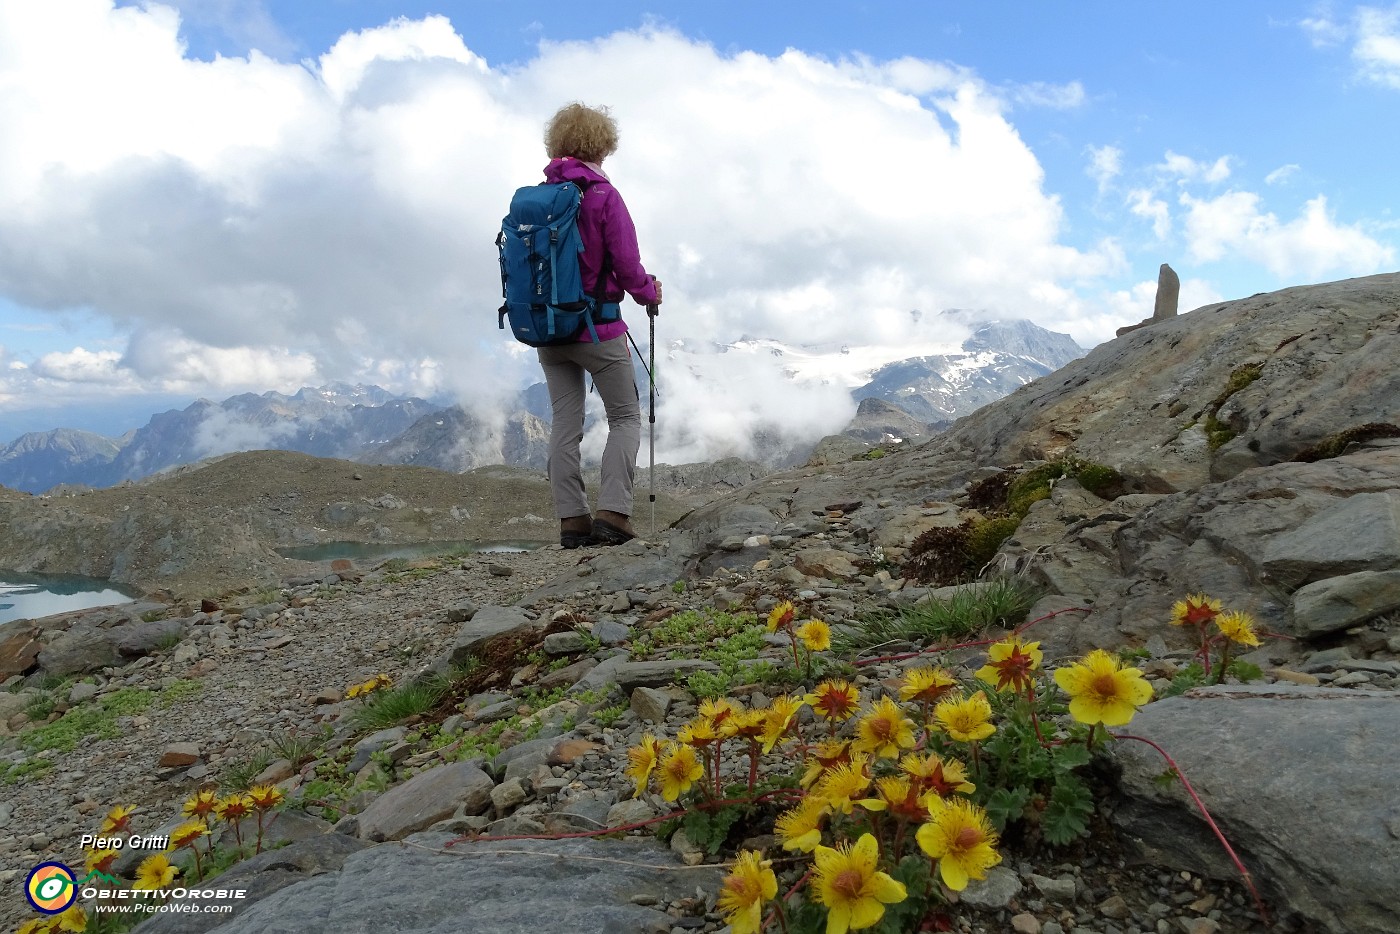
[1157,151,1232,185]
[1086,145,1123,192]
[1301,4,1400,88]
[30,348,127,383]
[1128,188,1172,240]
[1180,191,1395,279]
[1300,11,1349,46]
[1265,164,1301,185]
[1355,5,1400,88]
[1011,80,1086,109]
[0,2,1131,457]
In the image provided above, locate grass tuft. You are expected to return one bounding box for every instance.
[835,576,1039,653]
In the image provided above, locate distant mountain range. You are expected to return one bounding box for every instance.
[0,318,1082,493]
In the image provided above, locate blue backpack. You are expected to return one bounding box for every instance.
[496,181,619,346]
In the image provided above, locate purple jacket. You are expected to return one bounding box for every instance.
[543,157,658,342]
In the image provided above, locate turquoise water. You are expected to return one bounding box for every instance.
[275,540,539,563]
[0,571,136,625]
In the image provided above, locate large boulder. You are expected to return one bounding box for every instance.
[132,834,368,934]
[185,833,720,934]
[354,761,494,842]
[1112,685,1400,934]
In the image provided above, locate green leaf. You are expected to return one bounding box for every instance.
[1227,660,1264,683]
[1050,742,1092,773]
[1165,662,1206,698]
[984,786,1031,831]
[1042,778,1095,846]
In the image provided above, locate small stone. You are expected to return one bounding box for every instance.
[607,799,656,828]
[1270,669,1320,686]
[543,632,588,655]
[547,738,601,767]
[491,778,528,811]
[488,564,513,577]
[591,619,631,646]
[959,866,1022,910]
[158,743,201,768]
[1011,913,1042,934]
[1098,894,1131,920]
[311,689,343,705]
[669,828,706,867]
[1182,920,1220,934]
[67,682,99,704]
[1030,873,1077,902]
[630,686,672,723]
[253,759,296,785]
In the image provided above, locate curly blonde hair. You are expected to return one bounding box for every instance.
[544,102,619,163]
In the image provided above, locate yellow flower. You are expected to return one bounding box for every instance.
[133,853,179,890]
[916,797,1002,891]
[181,789,219,822]
[677,717,722,748]
[858,776,927,822]
[658,743,704,801]
[169,819,209,850]
[899,753,975,798]
[797,620,832,652]
[804,680,861,723]
[801,740,851,788]
[98,804,136,834]
[1053,649,1154,726]
[214,793,253,823]
[767,600,796,632]
[775,796,828,852]
[933,691,997,743]
[1170,592,1222,627]
[699,697,739,726]
[624,734,663,798]
[853,696,916,760]
[84,847,120,874]
[248,784,284,810]
[974,636,1044,693]
[812,833,908,934]
[1215,610,1262,647]
[55,904,87,933]
[725,706,768,742]
[898,666,958,705]
[760,695,803,753]
[813,754,872,814]
[716,850,777,934]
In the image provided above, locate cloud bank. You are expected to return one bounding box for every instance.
[0,1,1395,460]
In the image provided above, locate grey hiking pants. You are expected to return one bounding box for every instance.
[537,334,640,519]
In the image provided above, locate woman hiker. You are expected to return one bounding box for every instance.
[537,102,662,548]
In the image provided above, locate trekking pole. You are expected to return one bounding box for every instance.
[646,303,658,539]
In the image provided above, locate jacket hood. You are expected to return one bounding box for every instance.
[543,157,610,187]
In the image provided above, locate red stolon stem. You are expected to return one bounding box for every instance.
[1112,732,1270,925]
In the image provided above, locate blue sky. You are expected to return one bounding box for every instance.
[0,0,1397,445]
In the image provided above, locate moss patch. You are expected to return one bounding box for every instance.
[1292,423,1400,462]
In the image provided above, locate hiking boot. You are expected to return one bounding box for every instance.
[560,515,593,549]
[591,510,637,545]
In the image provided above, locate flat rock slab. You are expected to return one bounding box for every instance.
[1112,684,1400,934]
[356,761,494,842]
[443,606,545,668]
[196,833,721,934]
[133,834,368,934]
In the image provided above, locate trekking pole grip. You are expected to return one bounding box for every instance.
[646,303,659,318]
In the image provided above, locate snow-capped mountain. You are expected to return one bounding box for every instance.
[0,317,1084,493]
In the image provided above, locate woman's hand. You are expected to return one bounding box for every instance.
[653,277,663,305]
